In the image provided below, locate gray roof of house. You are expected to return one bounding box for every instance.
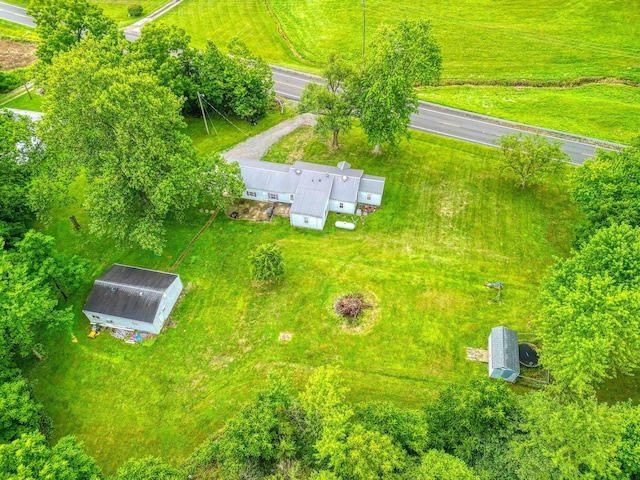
[232,158,297,193]
[360,174,386,195]
[290,171,332,217]
[292,160,364,180]
[489,326,520,374]
[83,264,179,324]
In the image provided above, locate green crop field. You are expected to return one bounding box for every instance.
[26,111,577,474]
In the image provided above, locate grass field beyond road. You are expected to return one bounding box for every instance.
[162,0,640,82]
[27,114,577,474]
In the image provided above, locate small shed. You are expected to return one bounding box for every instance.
[83,264,183,334]
[488,326,520,382]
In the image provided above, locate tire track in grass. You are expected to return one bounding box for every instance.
[261,0,311,64]
[170,210,218,273]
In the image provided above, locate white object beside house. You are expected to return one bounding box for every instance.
[83,264,183,334]
[488,326,520,383]
[228,158,385,230]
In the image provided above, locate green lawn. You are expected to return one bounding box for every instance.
[0,90,42,109]
[26,113,577,474]
[161,0,640,82]
[92,0,167,26]
[0,18,36,41]
[418,84,640,144]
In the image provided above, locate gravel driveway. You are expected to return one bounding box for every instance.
[222,113,316,160]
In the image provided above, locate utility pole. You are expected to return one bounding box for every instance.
[197,92,210,135]
[362,0,366,58]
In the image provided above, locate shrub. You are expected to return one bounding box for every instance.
[250,244,284,282]
[128,4,143,17]
[0,71,22,94]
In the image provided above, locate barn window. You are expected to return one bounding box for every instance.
[269,193,278,200]
[247,191,257,197]
[304,217,309,224]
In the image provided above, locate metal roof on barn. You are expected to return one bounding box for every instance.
[83,264,179,324]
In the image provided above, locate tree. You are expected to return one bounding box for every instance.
[423,378,519,465]
[0,241,74,363]
[414,450,478,480]
[538,224,640,396]
[35,36,243,253]
[127,22,197,105]
[27,0,118,65]
[0,431,101,479]
[512,393,623,480]
[250,243,285,282]
[571,144,640,243]
[299,54,355,149]
[14,230,87,300]
[0,377,48,444]
[223,38,274,119]
[615,402,640,480]
[0,110,37,247]
[356,401,429,456]
[114,456,181,479]
[497,133,568,188]
[355,20,442,153]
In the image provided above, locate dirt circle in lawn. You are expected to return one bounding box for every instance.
[332,291,380,335]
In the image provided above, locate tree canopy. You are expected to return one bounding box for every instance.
[35,36,243,253]
[299,54,356,149]
[497,133,568,188]
[538,223,640,396]
[571,144,640,244]
[28,0,118,65]
[0,110,37,247]
[355,20,442,153]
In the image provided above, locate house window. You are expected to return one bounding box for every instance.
[339,202,344,209]
[289,194,295,201]
[268,193,278,200]
[92,315,100,320]
[247,191,257,197]
[304,217,309,224]
[366,193,372,201]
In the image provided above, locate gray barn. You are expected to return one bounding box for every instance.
[229,158,385,230]
[488,326,520,382]
[83,264,183,334]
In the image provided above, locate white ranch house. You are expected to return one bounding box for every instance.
[228,158,385,230]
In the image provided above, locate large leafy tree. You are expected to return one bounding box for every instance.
[0,431,101,479]
[27,0,118,65]
[424,378,519,465]
[571,144,640,243]
[538,224,640,396]
[127,22,197,107]
[414,450,478,480]
[355,20,442,153]
[35,36,243,253]
[497,133,568,188]
[0,377,49,445]
[512,393,623,480]
[0,110,38,247]
[0,236,79,365]
[299,54,356,149]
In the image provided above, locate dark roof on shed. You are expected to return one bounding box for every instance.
[83,264,179,324]
[489,326,520,374]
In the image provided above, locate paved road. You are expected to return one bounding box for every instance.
[0,2,625,164]
[271,67,626,165]
[0,1,34,27]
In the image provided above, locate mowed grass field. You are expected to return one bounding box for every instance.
[419,84,640,144]
[162,0,640,82]
[26,112,576,474]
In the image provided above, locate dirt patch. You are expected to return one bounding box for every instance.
[224,200,290,222]
[0,39,36,71]
[332,290,380,335]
